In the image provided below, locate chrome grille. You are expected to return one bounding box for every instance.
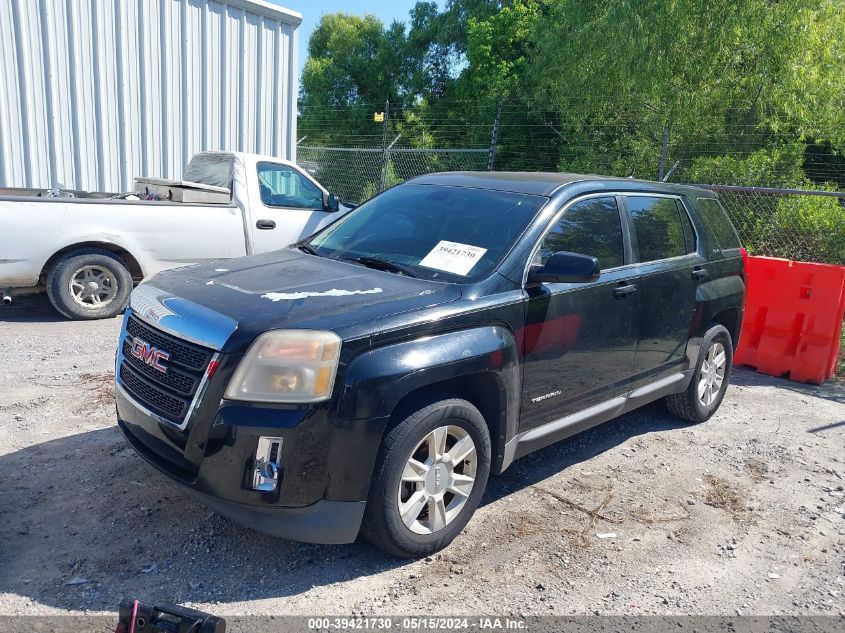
[126,315,211,371]
[119,315,213,424]
[121,339,198,396]
[120,364,187,420]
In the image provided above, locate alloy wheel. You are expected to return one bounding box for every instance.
[698,341,727,407]
[397,425,478,535]
[68,265,118,309]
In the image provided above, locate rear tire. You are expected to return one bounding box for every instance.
[362,398,491,558]
[46,249,132,320]
[665,324,733,423]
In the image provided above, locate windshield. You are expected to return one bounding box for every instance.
[308,184,548,281]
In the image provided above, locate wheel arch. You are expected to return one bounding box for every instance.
[693,274,745,348]
[39,241,144,284]
[385,371,508,473]
[709,307,741,349]
[337,326,522,475]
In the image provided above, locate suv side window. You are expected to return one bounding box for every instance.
[696,197,742,251]
[627,196,693,262]
[257,162,323,209]
[539,196,624,270]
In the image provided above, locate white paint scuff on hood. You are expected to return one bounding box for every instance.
[261,288,384,302]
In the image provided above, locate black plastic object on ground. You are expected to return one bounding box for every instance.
[115,600,226,633]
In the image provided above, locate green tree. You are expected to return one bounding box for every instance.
[299,0,845,181]
[519,0,845,178]
[684,144,808,188]
[298,14,413,145]
[758,189,845,263]
[442,0,843,176]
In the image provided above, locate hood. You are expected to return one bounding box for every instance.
[134,249,462,350]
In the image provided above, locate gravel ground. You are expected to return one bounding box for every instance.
[1,296,844,619]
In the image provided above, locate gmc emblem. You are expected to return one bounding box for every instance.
[130,337,170,374]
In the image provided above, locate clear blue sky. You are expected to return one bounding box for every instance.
[269,0,426,79]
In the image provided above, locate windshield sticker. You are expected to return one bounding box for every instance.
[418,241,488,276]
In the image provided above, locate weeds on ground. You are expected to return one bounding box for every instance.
[744,457,770,483]
[77,372,115,412]
[702,474,748,518]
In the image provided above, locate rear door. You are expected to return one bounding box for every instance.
[249,162,343,252]
[622,194,704,389]
[519,195,640,432]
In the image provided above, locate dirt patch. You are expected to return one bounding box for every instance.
[744,457,770,483]
[76,372,115,413]
[628,502,691,525]
[702,475,748,518]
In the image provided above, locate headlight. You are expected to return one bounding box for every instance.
[224,330,341,403]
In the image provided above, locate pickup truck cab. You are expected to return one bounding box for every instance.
[115,172,745,557]
[0,151,348,319]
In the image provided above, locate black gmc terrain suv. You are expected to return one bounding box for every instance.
[116,172,745,557]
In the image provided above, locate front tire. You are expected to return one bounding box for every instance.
[46,249,132,320]
[362,398,491,558]
[665,324,733,423]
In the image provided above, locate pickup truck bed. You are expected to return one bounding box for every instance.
[0,151,348,319]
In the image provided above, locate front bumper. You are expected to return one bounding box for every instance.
[116,382,385,545]
[121,411,362,543]
[185,488,365,544]
[119,404,363,544]
[114,299,387,545]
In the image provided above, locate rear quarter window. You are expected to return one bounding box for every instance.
[696,197,742,251]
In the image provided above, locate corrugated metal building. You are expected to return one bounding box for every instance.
[0,0,300,192]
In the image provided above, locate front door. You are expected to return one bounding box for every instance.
[250,161,341,253]
[519,195,640,433]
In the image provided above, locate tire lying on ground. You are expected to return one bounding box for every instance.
[46,248,133,320]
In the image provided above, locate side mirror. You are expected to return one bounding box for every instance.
[527,251,601,285]
[322,192,340,212]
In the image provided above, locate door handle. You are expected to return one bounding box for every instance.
[692,267,708,281]
[256,219,276,230]
[613,282,638,299]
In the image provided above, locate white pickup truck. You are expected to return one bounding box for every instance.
[0,151,349,319]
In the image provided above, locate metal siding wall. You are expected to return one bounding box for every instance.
[222,4,238,151]
[0,0,299,192]
[0,2,25,186]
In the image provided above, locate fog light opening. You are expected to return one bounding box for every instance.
[252,436,283,492]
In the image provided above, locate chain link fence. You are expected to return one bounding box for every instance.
[701,186,845,265]
[296,144,845,267]
[297,145,488,206]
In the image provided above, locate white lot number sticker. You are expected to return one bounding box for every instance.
[418,240,488,276]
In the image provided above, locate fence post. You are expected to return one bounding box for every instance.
[379,100,390,192]
[657,124,669,181]
[487,97,503,171]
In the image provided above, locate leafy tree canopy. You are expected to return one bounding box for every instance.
[298,0,845,181]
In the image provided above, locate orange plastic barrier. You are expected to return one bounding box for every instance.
[735,256,845,384]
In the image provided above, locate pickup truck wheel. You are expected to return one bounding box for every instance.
[362,398,491,558]
[46,249,132,320]
[665,324,733,423]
